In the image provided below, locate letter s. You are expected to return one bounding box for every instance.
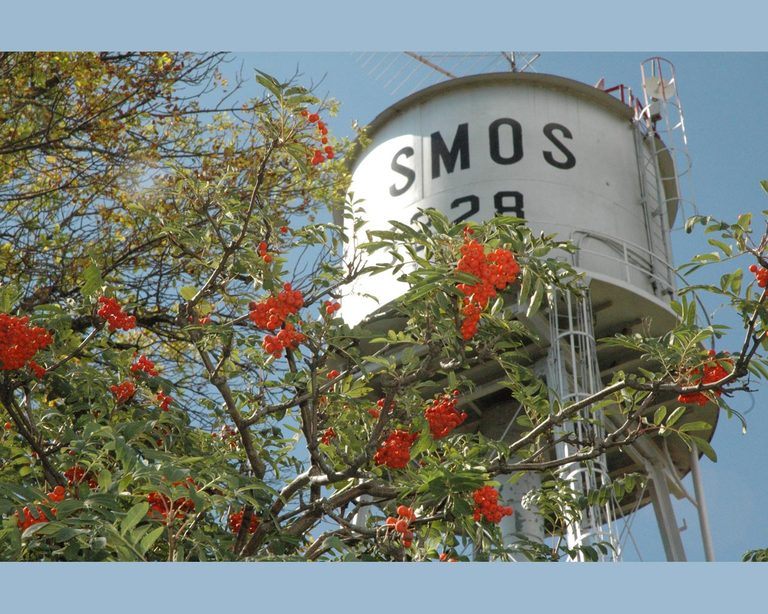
[389,146,416,196]
[543,123,576,170]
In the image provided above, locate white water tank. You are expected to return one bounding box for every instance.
[341,72,679,334]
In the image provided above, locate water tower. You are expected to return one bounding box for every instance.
[339,56,716,561]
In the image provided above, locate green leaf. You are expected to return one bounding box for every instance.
[760,179,768,194]
[255,70,283,99]
[653,406,667,425]
[0,284,21,312]
[684,215,708,233]
[737,213,752,230]
[121,501,149,535]
[179,286,197,301]
[81,262,104,298]
[689,436,718,462]
[729,268,743,294]
[707,238,732,257]
[97,469,112,492]
[409,429,433,459]
[692,252,720,263]
[138,526,165,555]
[526,281,544,318]
[666,406,686,428]
[678,421,712,433]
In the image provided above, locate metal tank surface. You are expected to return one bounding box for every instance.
[342,71,676,330]
[340,62,717,561]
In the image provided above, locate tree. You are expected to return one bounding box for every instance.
[0,52,765,562]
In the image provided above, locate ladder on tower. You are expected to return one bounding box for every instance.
[547,288,621,561]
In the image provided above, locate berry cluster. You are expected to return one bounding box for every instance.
[16,486,68,530]
[301,110,334,166]
[438,552,459,562]
[0,313,53,371]
[324,300,341,316]
[17,505,54,530]
[258,240,273,264]
[97,296,136,331]
[455,229,521,340]
[156,391,173,412]
[248,283,304,331]
[326,369,340,380]
[48,485,66,503]
[374,430,419,469]
[385,504,416,548]
[472,485,513,523]
[146,478,197,521]
[228,508,259,535]
[424,391,467,439]
[677,350,732,406]
[110,380,136,403]
[320,427,336,445]
[749,264,768,287]
[248,284,306,358]
[64,465,98,489]
[130,355,158,377]
[262,323,306,359]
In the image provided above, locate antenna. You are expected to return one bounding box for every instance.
[354,51,541,99]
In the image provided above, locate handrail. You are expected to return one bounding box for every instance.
[570,229,676,298]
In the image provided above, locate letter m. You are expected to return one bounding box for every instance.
[431,123,469,179]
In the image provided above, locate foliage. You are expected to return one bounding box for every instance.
[1,53,766,561]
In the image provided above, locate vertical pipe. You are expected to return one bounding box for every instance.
[689,443,716,561]
[647,462,687,561]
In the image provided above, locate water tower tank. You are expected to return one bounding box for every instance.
[340,66,717,561]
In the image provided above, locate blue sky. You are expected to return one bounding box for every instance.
[232,51,768,562]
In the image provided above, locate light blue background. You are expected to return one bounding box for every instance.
[2,1,768,611]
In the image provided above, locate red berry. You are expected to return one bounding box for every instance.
[0,313,54,371]
[455,238,520,340]
[374,430,418,469]
[96,296,136,331]
[110,380,136,403]
[320,427,336,445]
[472,486,513,524]
[424,393,468,439]
[396,505,414,519]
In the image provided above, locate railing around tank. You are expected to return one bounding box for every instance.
[570,230,676,300]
